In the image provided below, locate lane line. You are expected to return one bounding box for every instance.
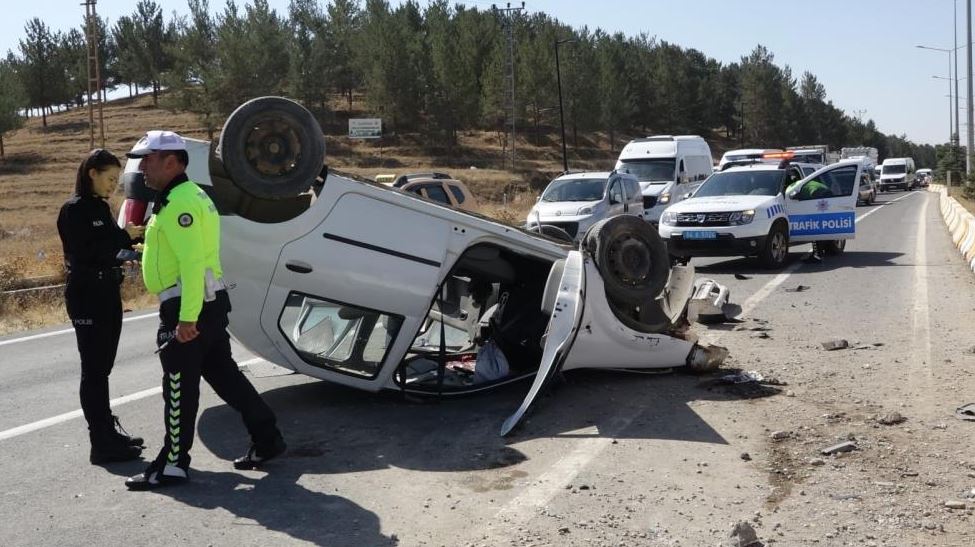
[0,357,265,442]
[910,195,934,413]
[0,311,157,348]
[483,190,923,534]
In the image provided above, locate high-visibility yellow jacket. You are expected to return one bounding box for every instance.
[142,175,223,322]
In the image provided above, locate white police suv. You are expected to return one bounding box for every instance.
[659,156,862,268]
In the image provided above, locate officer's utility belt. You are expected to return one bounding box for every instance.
[67,266,124,282]
[159,269,226,304]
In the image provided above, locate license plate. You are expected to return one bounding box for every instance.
[683,231,717,240]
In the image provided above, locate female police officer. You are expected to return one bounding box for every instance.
[57,149,145,464]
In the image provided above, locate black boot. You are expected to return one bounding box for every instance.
[233,434,287,470]
[90,427,142,465]
[112,415,144,447]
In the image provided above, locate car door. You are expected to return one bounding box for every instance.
[785,161,861,242]
[501,251,585,436]
[607,177,626,216]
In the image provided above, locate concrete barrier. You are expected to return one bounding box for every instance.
[931,184,975,274]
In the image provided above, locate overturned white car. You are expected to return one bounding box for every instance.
[121,97,728,435]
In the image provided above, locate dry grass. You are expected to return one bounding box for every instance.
[0,92,622,336]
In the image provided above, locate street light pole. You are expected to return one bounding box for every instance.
[918,44,959,182]
[554,38,574,173]
[968,0,974,176]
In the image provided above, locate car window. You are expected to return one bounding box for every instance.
[608,180,624,204]
[694,170,784,197]
[279,293,403,379]
[447,184,466,204]
[818,165,857,196]
[616,158,676,182]
[423,184,450,204]
[541,178,607,202]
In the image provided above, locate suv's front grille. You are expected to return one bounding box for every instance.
[675,212,732,226]
[544,221,579,238]
[642,196,657,209]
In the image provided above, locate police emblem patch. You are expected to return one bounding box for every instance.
[178,213,194,227]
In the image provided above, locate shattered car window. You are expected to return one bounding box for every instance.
[279,292,403,378]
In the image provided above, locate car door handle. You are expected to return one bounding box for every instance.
[285,261,313,274]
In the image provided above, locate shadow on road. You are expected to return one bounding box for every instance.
[194,366,756,475]
[158,468,397,547]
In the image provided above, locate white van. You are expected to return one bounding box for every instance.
[879,157,916,192]
[615,135,713,223]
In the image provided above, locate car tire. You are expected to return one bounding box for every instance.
[218,96,326,200]
[819,239,846,256]
[584,215,670,301]
[759,223,789,269]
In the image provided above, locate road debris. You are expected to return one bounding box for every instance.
[875,412,906,425]
[770,430,791,441]
[785,284,810,293]
[734,273,752,280]
[821,441,858,455]
[740,452,752,461]
[821,339,850,351]
[945,501,967,510]
[955,403,975,421]
[723,520,761,547]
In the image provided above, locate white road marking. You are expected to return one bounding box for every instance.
[910,195,934,412]
[0,357,265,442]
[0,311,157,348]
[483,190,923,533]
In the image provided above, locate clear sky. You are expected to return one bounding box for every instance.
[1,0,967,145]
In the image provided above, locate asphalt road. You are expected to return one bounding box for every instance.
[1,188,972,546]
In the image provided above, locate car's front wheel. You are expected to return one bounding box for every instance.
[759,224,789,269]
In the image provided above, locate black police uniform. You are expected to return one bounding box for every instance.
[57,194,143,461]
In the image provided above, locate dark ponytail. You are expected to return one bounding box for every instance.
[75,149,122,197]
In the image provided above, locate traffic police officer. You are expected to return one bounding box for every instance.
[57,149,145,464]
[123,131,285,491]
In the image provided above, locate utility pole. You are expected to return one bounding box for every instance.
[954,0,960,150]
[968,0,974,176]
[82,0,104,149]
[555,38,574,173]
[493,2,524,171]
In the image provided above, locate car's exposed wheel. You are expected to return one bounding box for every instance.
[759,223,788,269]
[219,96,326,200]
[819,239,846,256]
[584,215,670,301]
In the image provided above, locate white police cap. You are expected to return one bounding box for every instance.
[126,130,187,158]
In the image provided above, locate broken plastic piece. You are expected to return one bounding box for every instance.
[688,279,733,323]
[686,344,729,372]
[821,441,858,455]
[955,403,975,422]
[785,284,810,293]
[720,370,764,384]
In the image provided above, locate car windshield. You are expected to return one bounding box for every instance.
[793,152,824,163]
[540,178,606,202]
[883,165,907,174]
[616,158,676,182]
[693,170,784,197]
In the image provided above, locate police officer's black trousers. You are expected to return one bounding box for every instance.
[66,278,123,436]
[153,290,280,470]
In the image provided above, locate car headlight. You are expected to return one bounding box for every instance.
[577,206,593,215]
[728,210,755,225]
[661,211,678,226]
[658,192,671,205]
